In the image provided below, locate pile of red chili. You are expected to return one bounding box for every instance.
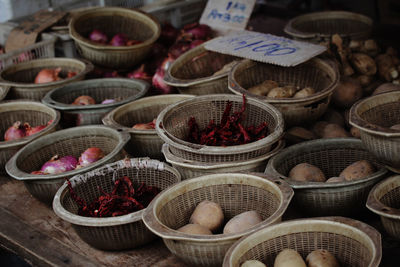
[187,95,269,146]
[67,176,160,217]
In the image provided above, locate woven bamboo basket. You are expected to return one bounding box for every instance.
[142,172,293,267]
[163,43,240,95]
[155,94,284,163]
[42,78,149,127]
[228,58,339,127]
[162,140,285,180]
[5,125,130,205]
[284,11,373,42]
[102,94,194,159]
[350,91,400,172]
[266,138,388,217]
[0,58,93,101]
[53,158,181,250]
[223,216,382,267]
[69,7,161,69]
[0,100,60,174]
[367,175,400,240]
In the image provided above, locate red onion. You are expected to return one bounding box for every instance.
[190,39,205,49]
[182,23,211,40]
[132,119,156,130]
[78,147,104,168]
[24,122,47,136]
[160,55,175,72]
[152,68,171,94]
[101,99,116,104]
[126,39,142,46]
[40,155,78,174]
[72,95,96,105]
[34,67,62,84]
[4,121,26,141]
[160,23,179,45]
[89,29,108,44]
[126,64,152,82]
[110,33,128,46]
[67,71,77,78]
[168,42,191,59]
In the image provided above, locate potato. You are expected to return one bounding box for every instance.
[326,177,345,183]
[177,224,212,235]
[189,200,224,232]
[241,260,267,267]
[350,126,361,138]
[267,85,297,98]
[339,160,376,181]
[293,87,315,98]
[390,124,400,131]
[248,80,279,96]
[306,249,340,267]
[223,210,262,234]
[311,121,329,138]
[372,83,400,95]
[332,78,363,109]
[321,123,351,139]
[285,127,316,144]
[322,109,345,127]
[357,74,374,87]
[289,163,326,182]
[274,249,306,267]
[350,53,377,75]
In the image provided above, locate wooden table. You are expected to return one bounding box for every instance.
[0,175,399,267]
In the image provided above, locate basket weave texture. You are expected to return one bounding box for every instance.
[155,94,284,163]
[266,138,387,216]
[52,158,181,250]
[5,125,130,205]
[228,58,339,127]
[69,7,160,69]
[223,217,382,267]
[142,173,294,267]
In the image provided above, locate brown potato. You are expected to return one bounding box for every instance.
[312,121,329,138]
[289,163,326,182]
[321,123,351,139]
[350,126,361,138]
[306,249,340,267]
[248,80,279,96]
[285,127,316,144]
[326,177,345,183]
[241,260,267,267]
[189,200,224,232]
[223,210,263,234]
[293,87,315,98]
[322,109,345,127]
[267,85,297,98]
[177,224,212,235]
[350,53,377,75]
[339,160,376,181]
[332,78,363,109]
[390,124,400,131]
[274,249,306,267]
[357,74,374,87]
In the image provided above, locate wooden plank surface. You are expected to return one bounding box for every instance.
[0,176,186,267]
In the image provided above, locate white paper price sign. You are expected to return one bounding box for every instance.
[204,30,327,66]
[200,0,256,33]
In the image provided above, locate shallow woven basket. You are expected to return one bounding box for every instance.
[228,58,339,127]
[42,78,149,127]
[367,175,400,240]
[53,158,181,250]
[5,125,130,205]
[69,7,161,69]
[265,138,388,217]
[0,100,60,174]
[284,11,373,42]
[0,58,93,101]
[103,94,194,159]
[155,94,284,163]
[162,140,285,180]
[164,43,240,95]
[223,216,382,267]
[350,91,400,172]
[142,173,294,267]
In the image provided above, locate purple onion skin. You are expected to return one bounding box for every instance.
[40,155,78,174]
[78,148,104,168]
[89,29,108,44]
[101,99,116,104]
[110,34,128,46]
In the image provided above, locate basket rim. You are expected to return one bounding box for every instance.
[283,10,373,40]
[155,94,285,155]
[265,138,388,189]
[102,94,195,134]
[0,58,93,88]
[69,7,161,51]
[142,172,294,242]
[41,78,149,111]
[52,158,181,227]
[228,58,339,104]
[0,100,60,149]
[366,175,400,219]
[5,125,130,181]
[349,91,400,137]
[222,216,382,267]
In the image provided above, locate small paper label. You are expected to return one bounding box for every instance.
[204,30,327,66]
[200,0,256,34]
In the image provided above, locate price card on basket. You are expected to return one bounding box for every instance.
[204,30,327,67]
[200,0,256,35]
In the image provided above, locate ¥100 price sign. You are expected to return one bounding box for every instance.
[204,30,327,66]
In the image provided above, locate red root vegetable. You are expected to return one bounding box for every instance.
[72,95,96,105]
[110,33,128,46]
[24,123,46,136]
[89,29,108,44]
[126,39,142,46]
[132,119,156,130]
[34,67,62,84]
[160,23,179,46]
[4,121,26,141]
[39,155,78,174]
[168,42,191,59]
[152,68,171,94]
[180,23,211,41]
[78,147,104,168]
[67,71,77,78]
[126,64,152,82]
[101,99,116,104]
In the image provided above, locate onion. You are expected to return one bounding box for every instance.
[101,99,116,104]
[126,64,152,82]
[34,67,62,84]
[181,23,211,41]
[168,42,191,59]
[190,39,205,49]
[24,122,47,136]
[72,95,96,105]
[67,71,77,78]
[110,33,128,46]
[132,119,156,130]
[89,29,108,44]
[40,155,78,174]
[126,39,142,46]
[78,147,104,168]
[152,68,171,94]
[4,121,26,141]
[160,23,179,45]
[160,55,175,72]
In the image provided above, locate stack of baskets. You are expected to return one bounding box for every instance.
[156,94,285,179]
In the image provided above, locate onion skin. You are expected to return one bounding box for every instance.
[34,68,62,84]
[126,64,152,82]
[89,29,108,44]
[24,123,47,136]
[40,155,78,174]
[152,68,171,94]
[4,121,26,141]
[101,99,116,104]
[78,147,104,168]
[110,33,128,46]
[72,95,96,105]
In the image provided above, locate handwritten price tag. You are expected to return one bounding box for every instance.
[200,0,256,34]
[204,30,327,66]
